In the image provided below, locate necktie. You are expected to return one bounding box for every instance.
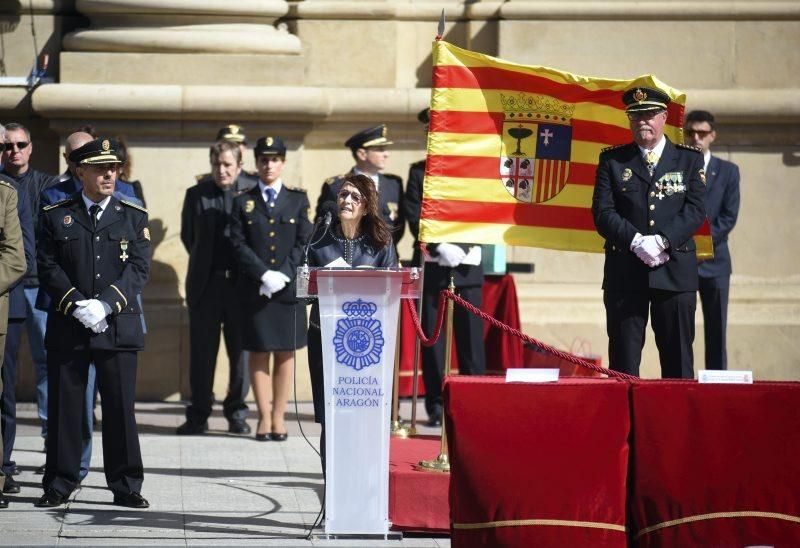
[266,187,276,207]
[645,151,658,175]
[89,204,101,229]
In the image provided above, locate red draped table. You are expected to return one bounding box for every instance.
[629,380,800,547]
[444,376,630,547]
[399,274,524,396]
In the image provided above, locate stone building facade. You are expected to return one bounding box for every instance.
[1,0,798,400]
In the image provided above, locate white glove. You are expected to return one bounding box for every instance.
[260,270,290,295]
[258,283,272,299]
[632,234,669,267]
[90,318,109,334]
[435,243,467,268]
[73,299,109,328]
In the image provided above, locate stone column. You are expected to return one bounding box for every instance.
[64,0,300,54]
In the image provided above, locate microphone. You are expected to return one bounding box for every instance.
[303,201,338,265]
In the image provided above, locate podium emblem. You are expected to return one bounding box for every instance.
[334,299,384,370]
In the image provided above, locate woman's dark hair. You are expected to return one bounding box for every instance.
[341,173,391,248]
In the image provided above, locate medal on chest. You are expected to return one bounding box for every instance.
[119,239,129,262]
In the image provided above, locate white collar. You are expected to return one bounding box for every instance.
[353,168,380,186]
[259,179,282,198]
[637,135,667,158]
[703,150,711,171]
[81,193,112,216]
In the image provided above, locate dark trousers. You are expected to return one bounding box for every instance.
[421,283,486,416]
[1,320,24,474]
[43,349,143,497]
[604,289,696,379]
[698,275,730,370]
[186,275,248,425]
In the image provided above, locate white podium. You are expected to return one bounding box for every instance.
[297,266,421,537]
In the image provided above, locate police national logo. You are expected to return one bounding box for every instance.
[333,299,384,370]
[499,93,574,204]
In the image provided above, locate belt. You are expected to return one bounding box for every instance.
[212,269,236,279]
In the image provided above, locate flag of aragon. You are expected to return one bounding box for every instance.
[419,40,713,258]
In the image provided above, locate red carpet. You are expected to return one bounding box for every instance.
[389,435,450,532]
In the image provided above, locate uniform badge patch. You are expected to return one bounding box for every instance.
[622,168,632,181]
[387,202,398,221]
[115,204,122,212]
[245,200,255,213]
[143,227,151,241]
[63,215,73,227]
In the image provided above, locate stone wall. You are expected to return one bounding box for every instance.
[2,0,798,401]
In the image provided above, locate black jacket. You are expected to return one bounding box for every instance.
[181,176,256,307]
[316,168,405,245]
[37,194,151,351]
[1,167,57,286]
[698,155,740,278]
[229,184,313,303]
[307,224,397,269]
[592,139,706,292]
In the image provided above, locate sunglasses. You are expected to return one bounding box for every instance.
[1,141,30,152]
[337,189,363,204]
[684,129,713,138]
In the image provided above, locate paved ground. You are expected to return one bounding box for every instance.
[1,400,450,547]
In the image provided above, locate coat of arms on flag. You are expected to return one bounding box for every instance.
[499,93,574,204]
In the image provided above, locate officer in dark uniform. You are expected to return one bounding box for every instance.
[196,124,259,188]
[592,87,706,378]
[403,108,486,426]
[229,136,312,441]
[35,138,151,508]
[177,140,256,435]
[316,124,405,244]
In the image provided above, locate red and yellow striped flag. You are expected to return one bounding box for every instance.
[419,40,713,257]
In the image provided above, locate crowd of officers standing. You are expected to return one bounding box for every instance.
[0,91,738,510]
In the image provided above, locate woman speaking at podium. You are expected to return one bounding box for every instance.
[306,174,397,464]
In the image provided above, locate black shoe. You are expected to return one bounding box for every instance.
[426,414,443,427]
[176,420,208,435]
[270,432,288,442]
[0,494,8,509]
[255,433,270,442]
[228,419,251,435]
[2,476,20,494]
[36,464,46,475]
[113,492,149,509]
[35,489,69,508]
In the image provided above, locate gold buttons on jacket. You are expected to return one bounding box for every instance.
[649,204,655,210]
[270,259,276,264]
[269,219,275,224]
[650,191,655,198]
[270,245,276,251]
[269,231,275,237]
[649,220,655,226]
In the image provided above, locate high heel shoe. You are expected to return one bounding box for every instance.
[270,431,288,442]
[255,432,270,442]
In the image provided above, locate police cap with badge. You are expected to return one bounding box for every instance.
[254,136,287,158]
[216,124,247,144]
[68,138,122,165]
[344,124,393,151]
[622,86,671,113]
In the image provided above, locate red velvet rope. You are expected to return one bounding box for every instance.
[404,290,637,381]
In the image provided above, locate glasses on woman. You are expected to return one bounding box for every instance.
[337,189,363,204]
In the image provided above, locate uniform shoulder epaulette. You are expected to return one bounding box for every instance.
[676,143,703,153]
[196,172,209,182]
[0,179,13,190]
[120,199,148,213]
[284,185,307,193]
[601,143,627,153]
[324,175,344,185]
[382,172,402,182]
[42,197,75,211]
[233,189,249,198]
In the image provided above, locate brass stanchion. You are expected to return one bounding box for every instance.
[409,266,425,435]
[391,304,409,438]
[415,275,455,473]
